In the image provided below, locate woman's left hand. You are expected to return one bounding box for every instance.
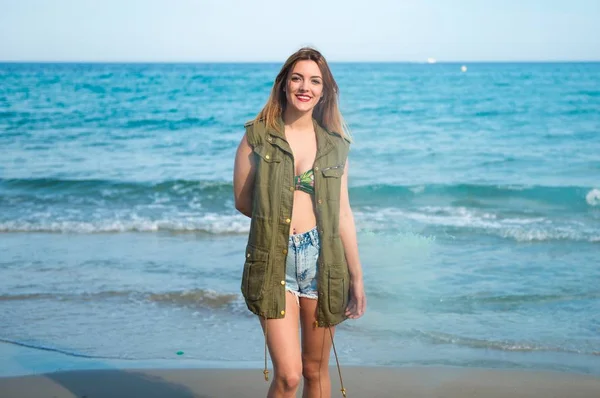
[345,278,366,319]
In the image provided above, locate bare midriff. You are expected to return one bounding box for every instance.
[289,190,317,235]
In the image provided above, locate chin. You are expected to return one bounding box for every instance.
[290,101,316,114]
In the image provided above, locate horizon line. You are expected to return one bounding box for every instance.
[1,59,600,64]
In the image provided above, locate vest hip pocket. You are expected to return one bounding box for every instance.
[327,265,349,315]
[242,245,269,301]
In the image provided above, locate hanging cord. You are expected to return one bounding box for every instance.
[328,326,347,397]
[263,315,269,381]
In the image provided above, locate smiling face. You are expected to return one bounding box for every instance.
[284,60,324,115]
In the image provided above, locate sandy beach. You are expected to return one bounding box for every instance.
[1,367,600,398]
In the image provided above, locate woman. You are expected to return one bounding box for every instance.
[233,47,366,398]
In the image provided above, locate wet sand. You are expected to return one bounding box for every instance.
[1,366,600,397]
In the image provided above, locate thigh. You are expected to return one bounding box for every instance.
[260,291,302,373]
[299,297,334,365]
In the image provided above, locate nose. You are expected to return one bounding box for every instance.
[300,80,310,91]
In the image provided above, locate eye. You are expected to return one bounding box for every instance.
[291,76,301,82]
[311,79,322,85]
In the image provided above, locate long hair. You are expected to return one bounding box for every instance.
[255,47,349,139]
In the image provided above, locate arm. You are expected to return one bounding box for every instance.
[233,133,256,218]
[338,160,366,319]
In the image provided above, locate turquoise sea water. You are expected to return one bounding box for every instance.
[1,62,599,376]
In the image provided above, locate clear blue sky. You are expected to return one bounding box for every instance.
[1,0,598,62]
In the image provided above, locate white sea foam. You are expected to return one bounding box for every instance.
[0,213,250,234]
[409,185,426,194]
[586,188,600,206]
[355,206,598,243]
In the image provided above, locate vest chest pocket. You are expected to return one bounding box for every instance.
[321,165,344,178]
[253,144,282,188]
[242,245,270,301]
[254,144,282,163]
[320,164,345,201]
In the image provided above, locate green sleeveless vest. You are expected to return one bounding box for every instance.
[241,117,351,327]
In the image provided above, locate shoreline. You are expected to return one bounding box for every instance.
[1,367,600,398]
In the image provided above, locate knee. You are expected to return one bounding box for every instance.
[302,361,326,382]
[276,370,302,391]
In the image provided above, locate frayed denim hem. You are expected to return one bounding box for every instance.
[286,288,318,307]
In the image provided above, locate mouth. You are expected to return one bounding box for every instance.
[295,94,312,102]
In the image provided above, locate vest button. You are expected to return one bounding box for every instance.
[289,186,294,191]
[282,249,288,254]
[315,166,319,171]
[280,280,285,285]
[280,310,285,316]
[267,137,272,142]
[318,199,322,204]
[285,218,291,223]
[265,155,270,160]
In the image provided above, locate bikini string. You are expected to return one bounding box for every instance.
[263,314,269,381]
[328,326,347,397]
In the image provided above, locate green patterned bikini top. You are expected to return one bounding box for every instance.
[294,168,315,195]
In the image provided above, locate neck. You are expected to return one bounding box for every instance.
[283,108,314,131]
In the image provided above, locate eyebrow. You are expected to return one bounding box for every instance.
[291,72,322,79]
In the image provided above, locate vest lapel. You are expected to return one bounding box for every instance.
[314,119,335,162]
[266,117,293,156]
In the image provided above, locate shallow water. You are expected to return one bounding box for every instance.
[1,62,599,376]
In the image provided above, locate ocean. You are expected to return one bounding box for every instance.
[1,62,599,377]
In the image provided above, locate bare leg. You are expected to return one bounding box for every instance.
[260,291,302,398]
[299,297,335,398]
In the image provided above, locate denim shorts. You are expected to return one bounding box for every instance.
[285,227,320,301]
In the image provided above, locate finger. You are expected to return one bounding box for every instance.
[346,302,356,314]
[358,297,366,315]
[351,300,362,318]
[345,304,354,316]
[345,303,356,317]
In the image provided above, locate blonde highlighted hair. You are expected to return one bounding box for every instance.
[255,47,349,139]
